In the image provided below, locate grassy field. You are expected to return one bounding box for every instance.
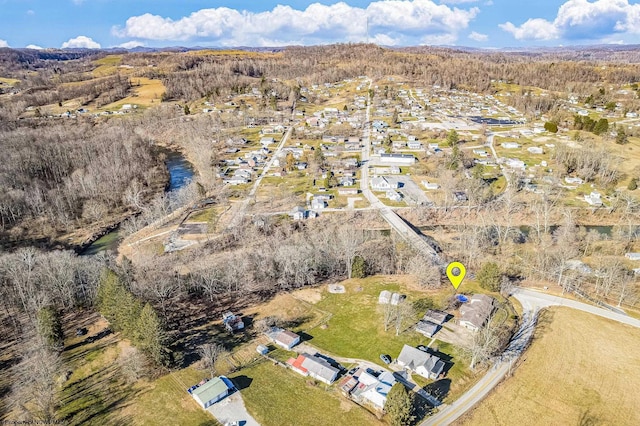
[459,307,640,426]
[229,360,383,426]
[0,77,20,86]
[98,77,165,111]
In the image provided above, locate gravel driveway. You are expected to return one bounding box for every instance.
[207,392,260,426]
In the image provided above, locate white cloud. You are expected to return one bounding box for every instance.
[61,36,101,49]
[0,39,9,48]
[113,0,479,46]
[438,0,480,3]
[468,31,488,41]
[26,10,35,16]
[26,44,43,50]
[501,0,640,42]
[117,40,145,49]
[500,18,561,40]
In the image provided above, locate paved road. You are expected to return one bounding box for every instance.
[421,287,640,425]
[359,80,439,260]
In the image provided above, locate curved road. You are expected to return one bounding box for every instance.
[421,288,640,425]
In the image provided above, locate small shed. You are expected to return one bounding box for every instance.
[256,345,269,355]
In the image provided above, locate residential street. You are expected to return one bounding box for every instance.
[421,287,640,425]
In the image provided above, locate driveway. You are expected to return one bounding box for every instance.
[207,391,260,426]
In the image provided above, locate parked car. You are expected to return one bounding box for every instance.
[380,354,391,364]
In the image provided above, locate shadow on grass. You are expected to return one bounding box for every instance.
[231,375,253,391]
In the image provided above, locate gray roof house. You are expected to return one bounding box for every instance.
[423,309,449,325]
[396,345,445,380]
[266,327,301,350]
[459,294,496,332]
[415,320,440,338]
[288,353,340,384]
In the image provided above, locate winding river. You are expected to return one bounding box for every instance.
[83,150,194,255]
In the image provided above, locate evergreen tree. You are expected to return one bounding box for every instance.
[544,122,558,133]
[446,129,459,147]
[616,126,628,145]
[593,118,609,135]
[385,383,414,426]
[628,178,638,191]
[138,303,167,366]
[477,262,502,292]
[351,255,367,279]
[36,306,64,351]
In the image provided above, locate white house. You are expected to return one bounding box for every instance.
[501,142,521,149]
[407,141,423,150]
[386,190,402,202]
[422,181,440,190]
[357,370,396,409]
[371,176,397,191]
[260,137,276,146]
[505,158,526,170]
[527,147,544,154]
[379,153,417,165]
[584,191,603,206]
[625,253,640,261]
[564,176,584,185]
[396,345,445,380]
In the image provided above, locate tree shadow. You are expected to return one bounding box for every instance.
[423,378,451,401]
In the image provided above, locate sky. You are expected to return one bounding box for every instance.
[2,0,640,50]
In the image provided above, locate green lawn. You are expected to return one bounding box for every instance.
[309,278,439,366]
[229,360,383,426]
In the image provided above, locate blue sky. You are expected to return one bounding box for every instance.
[1,0,640,49]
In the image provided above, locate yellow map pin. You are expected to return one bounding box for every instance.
[446,262,466,290]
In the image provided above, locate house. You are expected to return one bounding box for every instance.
[378,290,392,304]
[422,181,440,190]
[371,176,397,191]
[290,206,308,220]
[459,294,496,332]
[340,177,355,186]
[415,320,440,338]
[396,345,445,380]
[351,370,396,410]
[501,142,520,149]
[423,309,449,325]
[222,312,245,332]
[584,191,603,206]
[454,191,468,202]
[288,353,340,384]
[379,153,416,165]
[311,199,327,210]
[260,137,276,146]
[338,188,359,196]
[505,158,526,170]
[190,376,235,409]
[564,176,584,185]
[625,253,640,261]
[428,143,439,150]
[266,327,301,350]
[527,147,544,154]
[386,190,403,202]
[407,141,423,150]
[256,345,269,355]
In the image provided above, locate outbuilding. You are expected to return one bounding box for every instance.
[190,376,235,409]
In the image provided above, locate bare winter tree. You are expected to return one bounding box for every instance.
[465,315,507,370]
[197,343,227,378]
[10,341,61,423]
[118,346,146,384]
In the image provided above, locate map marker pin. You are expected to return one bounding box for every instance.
[446,262,466,290]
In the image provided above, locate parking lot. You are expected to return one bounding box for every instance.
[384,176,431,205]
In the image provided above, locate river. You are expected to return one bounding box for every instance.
[82,150,195,255]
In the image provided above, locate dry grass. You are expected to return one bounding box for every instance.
[0,77,20,86]
[459,307,640,426]
[97,78,165,111]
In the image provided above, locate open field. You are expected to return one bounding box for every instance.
[98,77,165,111]
[229,360,383,426]
[0,77,20,86]
[459,307,640,426]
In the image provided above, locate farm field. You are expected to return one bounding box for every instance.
[459,307,640,426]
